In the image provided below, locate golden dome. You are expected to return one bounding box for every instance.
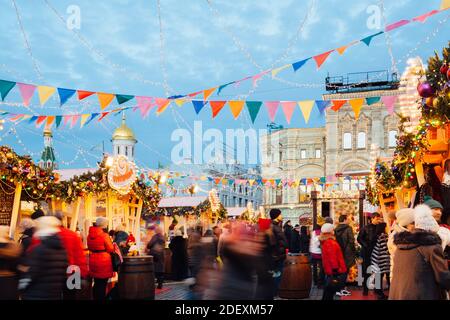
[112,113,136,141]
[43,127,52,137]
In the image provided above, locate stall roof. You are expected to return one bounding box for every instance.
[158,196,207,208]
[55,168,98,181]
[226,207,247,217]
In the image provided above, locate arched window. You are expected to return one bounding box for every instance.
[343,132,352,150]
[357,132,366,149]
[388,130,397,147]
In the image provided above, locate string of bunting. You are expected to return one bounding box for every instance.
[0,6,446,114]
[140,169,365,189]
[0,94,401,128]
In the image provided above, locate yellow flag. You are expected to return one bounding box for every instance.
[349,98,364,120]
[271,64,290,78]
[248,179,255,186]
[97,93,115,110]
[80,114,90,127]
[298,100,315,123]
[203,87,217,100]
[174,99,186,107]
[441,0,450,9]
[228,100,245,119]
[37,86,56,106]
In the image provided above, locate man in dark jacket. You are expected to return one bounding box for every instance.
[19,216,68,300]
[283,220,293,251]
[147,226,165,289]
[290,225,301,253]
[169,230,188,281]
[357,212,383,295]
[335,215,356,272]
[269,209,288,297]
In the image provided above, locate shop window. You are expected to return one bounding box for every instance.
[388,130,397,147]
[357,132,366,149]
[343,132,352,150]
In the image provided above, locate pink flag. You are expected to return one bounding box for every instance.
[63,115,71,126]
[252,70,270,87]
[70,115,81,128]
[17,83,36,106]
[385,19,410,32]
[136,96,154,118]
[381,96,397,115]
[413,10,439,23]
[280,101,296,124]
[265,101,279,122]
[9,114,24,122]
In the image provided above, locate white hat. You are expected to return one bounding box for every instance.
[321,223,334,234]
[95,217,109,229]
[18,218,34,232]
[175,230,183,237]
[395,208,415,227]
[414,204,440,233]
[34,216,61,237]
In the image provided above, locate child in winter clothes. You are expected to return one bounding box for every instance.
[320,223,347,300]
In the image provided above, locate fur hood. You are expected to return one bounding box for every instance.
[393,230,441,249]
[319,233,335,242]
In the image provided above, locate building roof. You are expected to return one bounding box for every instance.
[40,146,56,162]
[55,168,98,181]
[112,113,136,141]
[225,207,247,217]
[158,196,207,208]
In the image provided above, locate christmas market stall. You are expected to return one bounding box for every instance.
[367,42,450,226]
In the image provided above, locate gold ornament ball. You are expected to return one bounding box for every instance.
[432,97,441,108]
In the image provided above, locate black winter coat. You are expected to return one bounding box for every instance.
[21,235,68,300]
[290,229,301,253]
[272,222,288,263]
[335,224,356,269]
[169,236,188,280]
[284,225,293,250]
[147,233,165,273]
[357,223,385,263]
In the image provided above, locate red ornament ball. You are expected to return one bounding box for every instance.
[440,64,449,75]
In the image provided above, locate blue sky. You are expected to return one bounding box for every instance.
[0,0,448,171]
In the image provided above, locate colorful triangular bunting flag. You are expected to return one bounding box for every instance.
[366,96,381,105]
[298,100,315,123]
[228,101,245,119]
[17,83,36,107]
[265,101,279,122]
[313,50,334,69]
[361,31,384,46]
[280,101,296,124]
[292,58,310,72]
[192,100,206,114]
[77,90,95,100]
[97,92,115,110]
[57,88,76,106]
[331,100,347,111]
[37,86,56,106]
[116,94,134,105]
[210,101,227,118]
[246,101,262,123]
[381,96,398,115]
[203,87,216,100]
[0,80,16,101]
[349,98,364,120]
[315,100,330,115]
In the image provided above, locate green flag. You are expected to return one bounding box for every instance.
[116,94,134,105]
[0,80,16,101]
[246,101,262,123]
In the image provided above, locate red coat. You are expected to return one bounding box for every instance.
[320,235,347,275]
[59,227,89,278]
[87,226,114,279]
[27,228,88,278]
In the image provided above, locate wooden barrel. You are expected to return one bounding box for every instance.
[279,254,312,299]
[118,256,155,300]
[164,248,173,280]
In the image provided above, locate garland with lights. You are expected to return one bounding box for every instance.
[366,42,450,204]
[0,146,161,211]
[0,145,60,200]
[418,41,450,123]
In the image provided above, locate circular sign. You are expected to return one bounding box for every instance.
[107,155,137,195]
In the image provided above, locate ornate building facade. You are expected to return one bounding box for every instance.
[38,128,57,170]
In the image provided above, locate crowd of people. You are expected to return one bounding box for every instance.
[0,196,449,300]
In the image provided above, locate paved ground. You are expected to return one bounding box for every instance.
[156,280,324,300]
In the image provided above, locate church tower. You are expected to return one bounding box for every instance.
[111,112,137,161]
[38,128,57,170]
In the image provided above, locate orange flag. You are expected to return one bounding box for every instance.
[349,98,364,120]
[210,101,227,118]
[331,100,347,111]
[97,93,115,110]
[203,87,216,100]
[46,116,55,127]
[228,101,245,119]
[155,98,170,114]
[336,41,358,55]
[313,50,334,69]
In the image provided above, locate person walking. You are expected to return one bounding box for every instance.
[269,209,288,297]
[299,226,310,254]
[0,226,22,300]
[424,196,450,250]
[389,204,450,300]
[320,223,347,300]
[283,220,293,252]
[310,225,324,287]
[370,221,390,299]
[114,223,129,257]
[290,225,301,254]
[387,208,415,281]
[87,217,114,300]
[52,212,89,300]
[334,215,356,296]
[17,219,34,255]
[169,230,188,281]
[357,212,383,296]
[146,226,165,289]
[19,216,68,300]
